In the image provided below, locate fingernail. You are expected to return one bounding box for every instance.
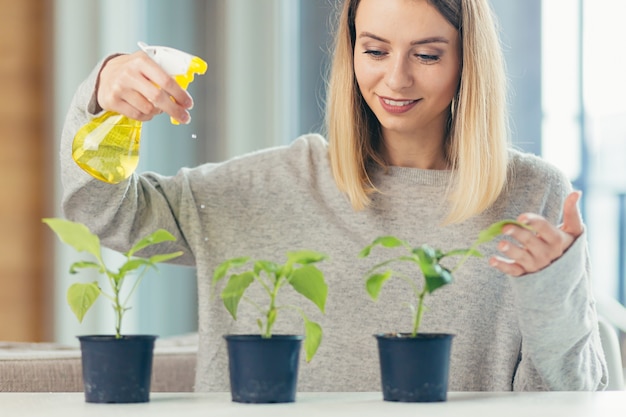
[489,258,498,267]
[501,242,510,251]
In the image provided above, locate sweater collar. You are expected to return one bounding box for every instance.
[368,164,452,187]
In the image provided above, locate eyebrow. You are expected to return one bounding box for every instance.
[358,31,449,45]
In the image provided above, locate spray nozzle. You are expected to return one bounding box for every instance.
[138,41,208,124]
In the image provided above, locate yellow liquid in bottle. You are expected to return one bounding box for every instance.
[72,111,142,184]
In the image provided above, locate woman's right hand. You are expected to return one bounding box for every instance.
[95,51,194,124]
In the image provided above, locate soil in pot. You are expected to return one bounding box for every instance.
[224,334,303,403]
[78,335,157,403]
[375,333,454,402]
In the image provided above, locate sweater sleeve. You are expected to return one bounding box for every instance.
[59,59,197,265]
[511,229,608,391]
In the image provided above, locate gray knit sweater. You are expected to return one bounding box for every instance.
[60,63,607,392]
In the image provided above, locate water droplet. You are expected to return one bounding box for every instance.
[191,133,197,139]
[200,204,205,209]
[204,237,209,242]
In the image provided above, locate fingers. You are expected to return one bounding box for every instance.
[96,51,194,123]
[560,191,583,237]
[489,191,583,277]
[138,60,194,123]
[489,220,560,277]
[489,255,525,277]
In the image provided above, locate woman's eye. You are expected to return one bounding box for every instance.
[363,50,386,58]
[417,54,440,63]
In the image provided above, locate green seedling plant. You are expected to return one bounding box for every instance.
[359,220,531,337]
[212,250,328,362]
[43,218,183,338]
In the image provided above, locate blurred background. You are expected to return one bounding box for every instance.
[0,0,624,352]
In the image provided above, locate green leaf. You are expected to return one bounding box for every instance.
[423,266,453,294]
[374,236,407,248]
[288,265,328,313]
[433,248,445,261]
[69,261,102,274]
[277,264,292,280]
[365,271,392,300]
[118,258,150,276]
[303,318,323,362]
[358,246,373,258]
[415,244,437,262]
[414,245,453,294]
[220,271,255,319]
[475,220,533,245]
[254,260,279,276]
[367,256,417,275]
[359,236,407,258]
[443,248,483,259]
[414,246,435,274]
[148,251,183,264]
[66,282,101,322]
[127,229,177,257]
[287,250,327,265]
[43,218,103,264]
[118,252,181,278]
[212,257,249,286]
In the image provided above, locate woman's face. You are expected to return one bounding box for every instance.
[353,0,461,143]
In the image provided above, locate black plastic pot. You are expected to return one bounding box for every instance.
[375,333,454,402]
[224,334,303,403]
[78,335,157,403]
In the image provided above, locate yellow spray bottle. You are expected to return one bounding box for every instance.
[72,42,208,184]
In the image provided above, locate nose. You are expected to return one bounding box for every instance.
[385,54,413,91]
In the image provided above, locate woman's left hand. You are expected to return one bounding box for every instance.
[489,191,584,277]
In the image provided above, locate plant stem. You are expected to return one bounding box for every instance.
[243,296,265,315]
[113,279,123,339]
[412,289,427,337]
[264,275,283,338]
[264,309,273,338]
[451,243,479,274]
[122,267,148,312]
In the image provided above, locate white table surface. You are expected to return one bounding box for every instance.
[2,391,625,417]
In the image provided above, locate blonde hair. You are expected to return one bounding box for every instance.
[325,0,509,224]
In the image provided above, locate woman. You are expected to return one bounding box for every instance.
[60,0,607,391]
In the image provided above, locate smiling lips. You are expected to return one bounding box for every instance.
[379,96,420,114]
